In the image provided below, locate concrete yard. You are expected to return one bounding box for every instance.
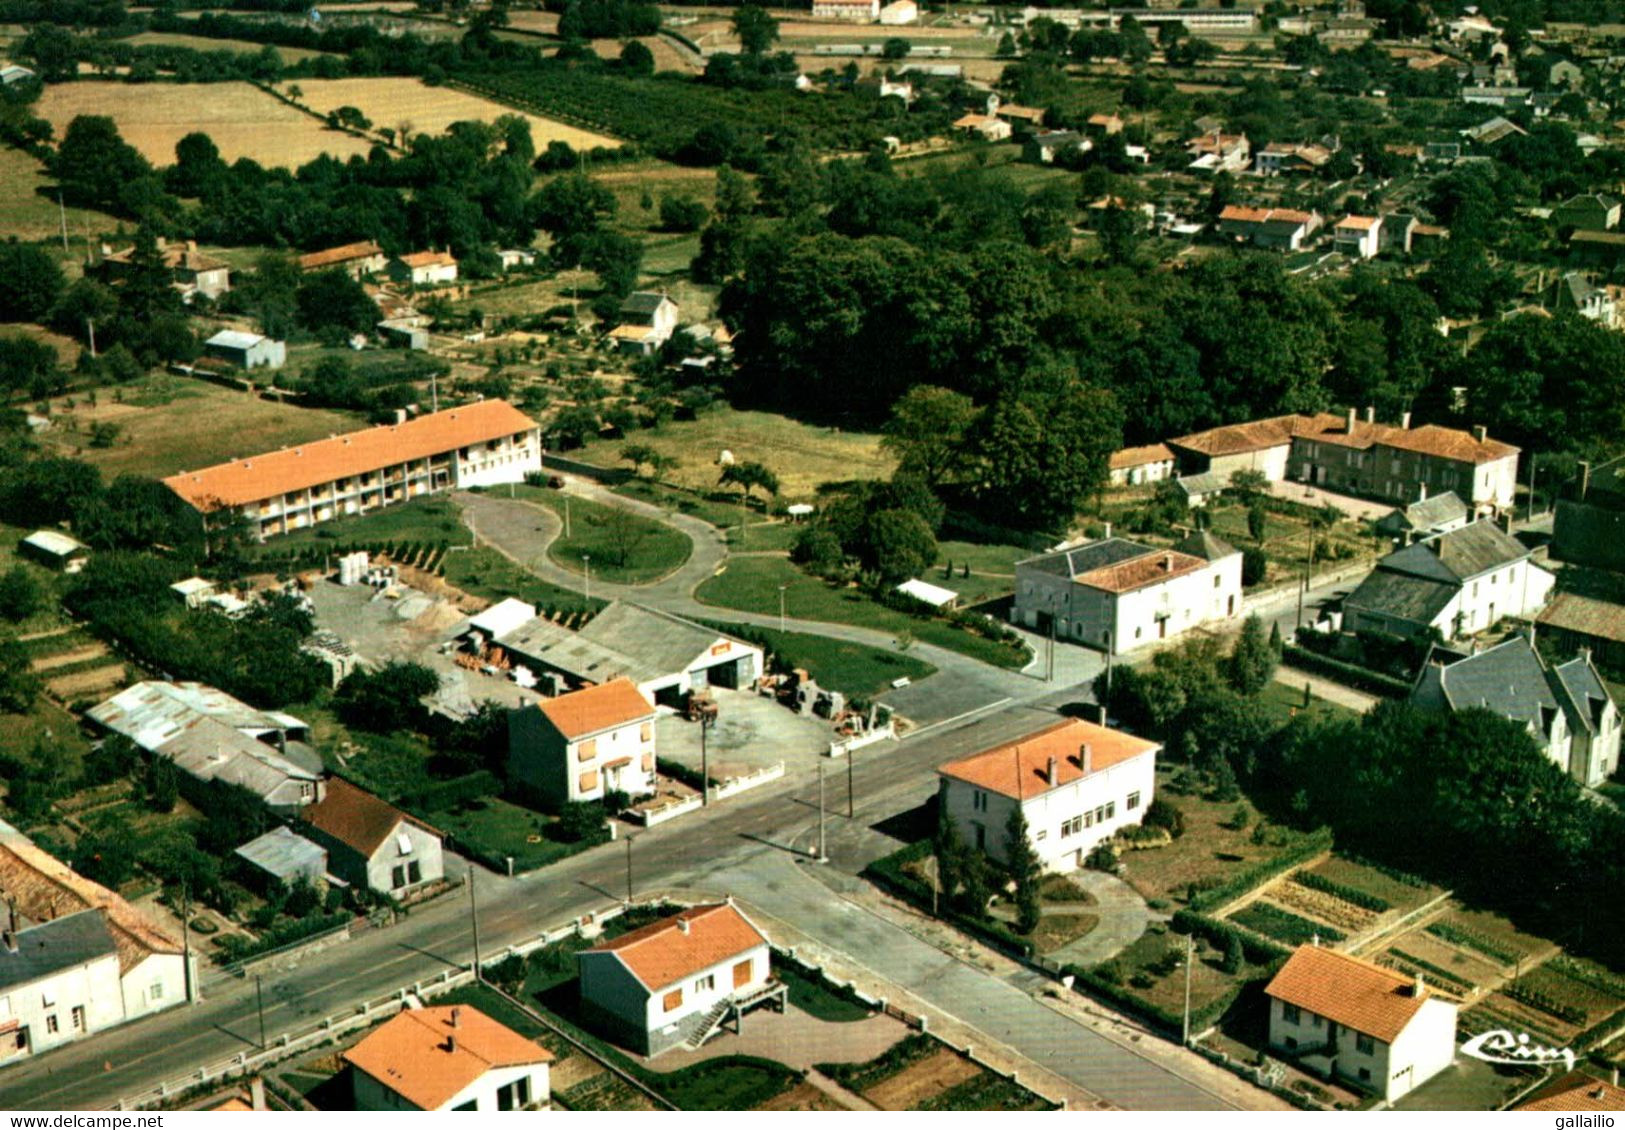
[655,688,837,780]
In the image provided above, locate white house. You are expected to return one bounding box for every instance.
[204,329,285,370]
[607,291,681,356]
[1334,215,1384,259]
[344,1005,552,1111]
[1187,131,1251,173]
[1013,531,1243,655]
[878,0,917,23]
[507,677,657,808]
[298,778,444,898]
[812,0,879,18]
[937,718,1158,872]
[1410,636,1620,786]
[388,250,459,287]
[1266,943,1457,1102]
[19,530,88,573]
[1216,206,1322,251]
[1343,520,1554,642]
[577,902,781,1056]
[0,912,125,1063]
[298,241,387,278]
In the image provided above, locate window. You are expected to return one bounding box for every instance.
[454,1101,478,1111]
[397,831,414,856]
[1127,791,1141,811]
[1061,817,1081,837]
[1035,830,1046,841]
[45,1015,58,1035]
[71,1006,85,1032]
[391,865,406,889]
[1311,1015,1322,1029]
[1106,801,1116,820]
[1355,1033,1375,1055]
[150,982,164,1001]
[1358,1067,1371,1082]
[1283,1004,1301,1024]
[1284,1036,1298,1050]
[496,1078,531,1111]
[1083,811,1094,828]
[972,789,988,813]
[663,988,684,1012]
[1095,805,1107,824]
[407,861,422,885]
[696,974,715,993]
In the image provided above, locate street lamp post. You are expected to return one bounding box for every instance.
[582,554,591,604]
[700,715,711,807]
[777,584,787,634]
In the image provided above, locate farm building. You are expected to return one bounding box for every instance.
[234,827,329,889]
[493,601,764,705]
[896,578,959,609]
[812,0,880,18]
[1108,443,1176,487]
[87,681,322,811]
[607,291,679,355]
[379,320,429,350]
[1537,592,1625,673]
[937,717,1158,872]
[162,400,542,540]
[344,1005,552,1111]
[204,329,286,370]
[99,238,231,303]
[301,631,359,688]
[953,113,1012,141]
[297,777,444,897]
[1265,944,1457,1102]
[298,241,387,278]
[1013,530,1242,655]
[389,250,459,287]
[507,677,658,808]
[19,529,88,573]
[577,902,780,1057]
[0,63,36,86]
[878,0,917,22]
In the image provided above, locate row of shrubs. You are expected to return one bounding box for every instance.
[1186,828,1335,912]
[1064,956,1255,1039]
[1294,870,1391,913]
[1504,981,1587,1026]
[1386,948,1476,992]
[1341,852,1430,890]
[1424,921,1521,965]
[214,911,351,964]
[1548,955,1625,999]
[1279,645,1412,698]
[1169,909,1294,966]
[862,841,1034,958]
[1230,902,1345,947]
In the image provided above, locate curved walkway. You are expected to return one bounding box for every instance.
[1046,871,1157,968]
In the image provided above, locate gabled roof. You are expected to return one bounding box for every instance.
[1110,443,1175,470]
[1552,653,1612,735]
[396,250,457,270]
[587,903,768,993]
[1173,529,1239,562]
[535,677,655,741]
[619,291,673,316]
[1381,491,1468,533]
[1265,944,1434,1044]
[1346,569,1458,627]
[1017,538,1157,580]
[1382,520,1530,583]
[297,241,384,271]
[1429,636,1560,726]
[1169,413,1348,458]
[1076,548,1206,593]
[1537,591,1625,645]
[205,330,268,352]
[937,718,1159,801]
[300,777,438,859]
[343,1006,551,1111]
[1518,1071,1625,1112]
[234,827,328,884]
[164,400,538,509]
[0,835,182,972]
[0,910,119,993]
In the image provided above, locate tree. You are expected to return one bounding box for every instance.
[880,386,980,487]
[1004,803,1041,932]
[0,566,44,623]
[1241,546,1268,587]
[597,507,653,568]
[658,194,708,232]
[583,231,642,305]
[0,242,65,323]
[295,269,378,336]
[334,662,440,733]
[864,508,937,584]
[620,442,657,476]
[791,526,844,574]
[529,174,617,266]
[882,36,912,60]
[0,639,41,713]
[732,4,779,55]
[147,757,179,814]
[620,39,655,75]
[1247,503,1267,544]
[719,460,779,503]
[1098,203,1145,266]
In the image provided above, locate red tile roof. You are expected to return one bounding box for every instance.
[937,718,1158,801]
[343,1006,551,1111]
[1265,945,1431,1044]
[1169,413,1348,457]
[536,678,654,741]
[1110,443,1174,470]
[163,400,538,509]
[300,777,438,859]
[1337,214,1379,231]
[1518,1071,1625,1112]
[296,241,384,272]
[398,250,457,270]
[590,903,768,992]
[1076,548,1206,593]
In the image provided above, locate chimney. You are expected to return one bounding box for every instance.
[1103,521,1112,539]
[1612,1067,1620,1087]
[1500,511,1513,534]
[1096,704,1107,726]
[678,917,691,935]
[1418,482,1428,502]
[1047,756,1058,785]
[1311,933,1320,947]
[1473,424,1487,444]
[1365,405,1376,424]
[451,1006,462,1028]
[249,1078,267,1112]
[1,931,14,955]
[1413,972,1427,998]
[1079,743,1092,774]
[1580,459,1592,501]
[446,1034,458,1054]
[187,239,198,252]
[1346,406,1357,433]
[1401,410,1412,429]
[1163,554,1173,572]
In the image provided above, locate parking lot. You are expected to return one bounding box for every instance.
[655,688,841,781]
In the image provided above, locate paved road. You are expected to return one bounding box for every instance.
[1,698,1253,1112]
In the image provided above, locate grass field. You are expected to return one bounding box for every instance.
[696,556,1027,669]
[38,374,363,480]
[571,409,894,499]
[707,620,936,697]
[433,796,585,872]
[277,78,621,150]
[123,30,333,62]
[1256,680,1359,728]
[444,546,605,614]
[34,81,375,167]
[0,148,117,243]
[510,487,692,584]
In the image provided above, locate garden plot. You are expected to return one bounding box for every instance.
[1377,929,1498,997]
[1305,855,1442,913]
[817,1032,1054,1111]
[1261,878,1382,936]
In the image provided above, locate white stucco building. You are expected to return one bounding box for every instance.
[1266,944,1457,1102]
[345,1004,552,1111]
[1013,531,1243,655]
[577,902,782,1056]
[298,778,444,898]
[937,718,1159,872]
[507,677,658,808]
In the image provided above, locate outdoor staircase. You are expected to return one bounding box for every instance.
[682,999,733,1050]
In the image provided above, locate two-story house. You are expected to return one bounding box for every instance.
[344,1005,553,1111]
[1108,443,1176,487]
[388,250,459,287]
[1186,131,1250,173]
[1216,206,1322,251]
[1410,635,1620,786]
[1266,943,1457,1102]
[1334,215,1384,259]
[1343,519,1554,642]
[577,902,782,1056]
[297,241,388,279]
[507,677,657,808]
[298,778,444,898]
[0,912,125,1063]
[1013,531,1242,655]
[1253,142,1331,176]
[1553,192,1621,232]
[608,292,680,355]
[936,718,1159,872]
[1552,271,1618,326]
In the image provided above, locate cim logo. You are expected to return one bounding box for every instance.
[1461,1029,1576,1072]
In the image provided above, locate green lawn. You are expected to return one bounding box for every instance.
[696,557,1028,670]
[443,545,606,615]
[707,621,935,698]
[433,796,587,873]
[776,964,873,1023]
[257,497,473,560]
[0,523,72,639]
[509,486,692,584]
[934,539,1030,575]
[1256,680,1359,727]
[655,1057,801,1111]
[0,698,90,776]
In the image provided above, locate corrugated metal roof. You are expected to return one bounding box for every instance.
[234,827,328,883]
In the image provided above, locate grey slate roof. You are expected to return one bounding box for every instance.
[1173,529,1238,561]
[1552,655,1611,735]
[1434,636,1559,725]
[1382,520,1529,583]
[0,910,118,993]
[1377,491,1468,535]
[1345,568,1458,627]
[500,601,754,687]
[1017,538,1154,579]
[619,292,670,317]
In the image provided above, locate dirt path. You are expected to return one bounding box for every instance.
[32,644,109,672]
[1273,665,1380,713]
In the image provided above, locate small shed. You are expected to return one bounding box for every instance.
[379,320,429,351]
[467,597,537,643]
[235,826,329,888]
[1175,471,1228,508]
[170,576,218,609]
[204,329,285,370]
[896,578,960,610]
[20,529,89,572]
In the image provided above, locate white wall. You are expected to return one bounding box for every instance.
[119,953,189,1023]
[1475,455,1519,511]
[1386,997,1457,1101]
[364,820,445,895]
[455,429,543,489]
[1446,559,1553,636]
[1268,993,1455,1101]
[568,719,657,803]
[637,943,771,1032]
[0,955,125,1057]
[440,1062,550,1111]
[1111,556,1241,654]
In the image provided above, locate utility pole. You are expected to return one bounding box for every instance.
[816,763,828,863]
[85,317,97,359]
[1105,630,1114,696]
[57,191,69,253]
[1296,560,1308,630]
[430,367,439,413]
[778,584,787,634]
[1181,932,1194,1046]
[468,868,482,983]
[582,554,591,604]
[255,974,268,1050]
[1047,618,1056,681]
[564,495,571,538]
[181,883,195,1005]
[625,835,634,902]
[700,715,710,807]
[846,747,854,819]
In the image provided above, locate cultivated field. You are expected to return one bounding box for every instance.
[0,147,117,242]
[588,34,699,73]
[38,374,364,480]
[276,78,622,150]
[33,81,375,166]
[123,30,332,62]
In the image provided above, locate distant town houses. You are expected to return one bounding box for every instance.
[1516,1071,1625,1112]
[507,677,658,809]
[162,400,543,541]
[1411,634,1620,787]
[97,238,231,303]
[1186,131,1251,173]
[953,113,1012,142]
[1373,490,1470,544]
[297,240,388,279]
[1216,206,1322,251]
[298,777,445,898]
[577,902,782,1056]
[1538,591,1625,675]
[811,0,880,19]
[343,1004,553,1111]
[1253,141,1332,176]
[1265,943,1457,1102]
[1333,215,1383,260]
[1013,530,1241,654]
[1342,519,1554,642]
[936,717,1159,872]
[1550,271,1617,326]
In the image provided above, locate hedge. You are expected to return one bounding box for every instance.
[1169,909,1293,965]
[862,841,1034,958]
[1424,921,1519,965]
[1293,870,1390,912]
[1187,828,1335,912]
[1386,948,1476,992]
[817,1033,937,1092]
[402,770,502,814]
[656,758,713,790]
[1341,852,1429,890]
[1280,645,1411,697]
[214,911,350,964]
[1062,959,1262,1037]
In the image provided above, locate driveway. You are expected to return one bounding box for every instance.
[1264,480,1396,523]
[1047,871,1155,968]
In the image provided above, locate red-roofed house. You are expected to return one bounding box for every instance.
[1334,214,1384,258]
[577,902,781,1056]
[388,250,459,287]
[507,677,657,807]
[298,778,444,897]
[1216,205,1322,250]
[1108,443,1176,487]
[344,1004,552,1110]
[937,718,1159,871]
[1265,943,1457,1101]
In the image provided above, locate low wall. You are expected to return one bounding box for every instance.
[712,762,784,800]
